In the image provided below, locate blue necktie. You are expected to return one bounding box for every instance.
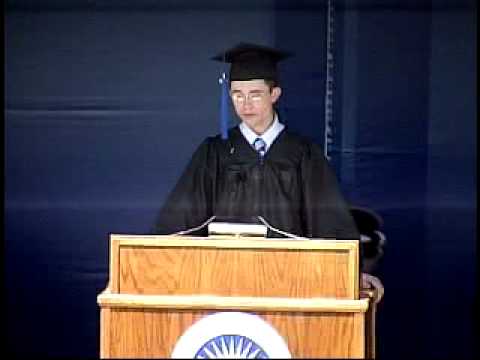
[253,137,267,159]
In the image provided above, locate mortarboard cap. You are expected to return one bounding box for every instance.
[350,207,386,270]
[212,42,292,82]
[350,206,383,234]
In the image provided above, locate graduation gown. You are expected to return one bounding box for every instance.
[153,126,359,240]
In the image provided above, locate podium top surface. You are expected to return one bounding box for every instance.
[109,234,359,249]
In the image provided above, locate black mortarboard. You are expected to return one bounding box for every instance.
[350,207,386,271]
[212,42,292,82]
[350,206,383,234]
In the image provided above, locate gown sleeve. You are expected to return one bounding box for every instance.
[151,138,216,235]
[301,142,360,240]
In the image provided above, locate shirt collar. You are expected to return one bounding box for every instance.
[239,113,285,152]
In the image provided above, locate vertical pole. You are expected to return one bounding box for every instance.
[324,0,335,161]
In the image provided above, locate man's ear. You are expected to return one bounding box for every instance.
[271,87,282,104]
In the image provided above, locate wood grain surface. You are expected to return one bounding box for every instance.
[99,235,368,358]
[105,309,364,358]
[110,236,358,299]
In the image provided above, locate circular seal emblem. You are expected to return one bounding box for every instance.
[171,312,292,358]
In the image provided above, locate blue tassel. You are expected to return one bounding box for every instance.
[219,72,230,140]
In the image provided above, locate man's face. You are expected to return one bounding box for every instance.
[230,79,281,134]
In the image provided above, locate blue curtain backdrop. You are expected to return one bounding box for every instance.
[5,1,476,359]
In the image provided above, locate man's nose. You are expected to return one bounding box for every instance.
[241,98,254,108]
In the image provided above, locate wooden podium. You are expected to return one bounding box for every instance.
[97,234,377,358]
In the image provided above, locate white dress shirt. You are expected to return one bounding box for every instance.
[239,113,285,153]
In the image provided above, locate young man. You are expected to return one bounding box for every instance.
[153,43,359,240]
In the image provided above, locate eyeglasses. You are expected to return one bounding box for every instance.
[230,91,268,105]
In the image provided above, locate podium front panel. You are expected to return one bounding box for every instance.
[109,235,360,299]
[103,308,364,358]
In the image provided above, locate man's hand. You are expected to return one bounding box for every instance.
[361,272,384,304]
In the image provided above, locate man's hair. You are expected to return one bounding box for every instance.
[229,79,280,91]
[264,79,279,90]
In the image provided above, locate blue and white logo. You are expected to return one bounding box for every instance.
[195,334,267,358]
[171,312,292,358]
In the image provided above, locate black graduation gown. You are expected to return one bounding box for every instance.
[153,126,359,240]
